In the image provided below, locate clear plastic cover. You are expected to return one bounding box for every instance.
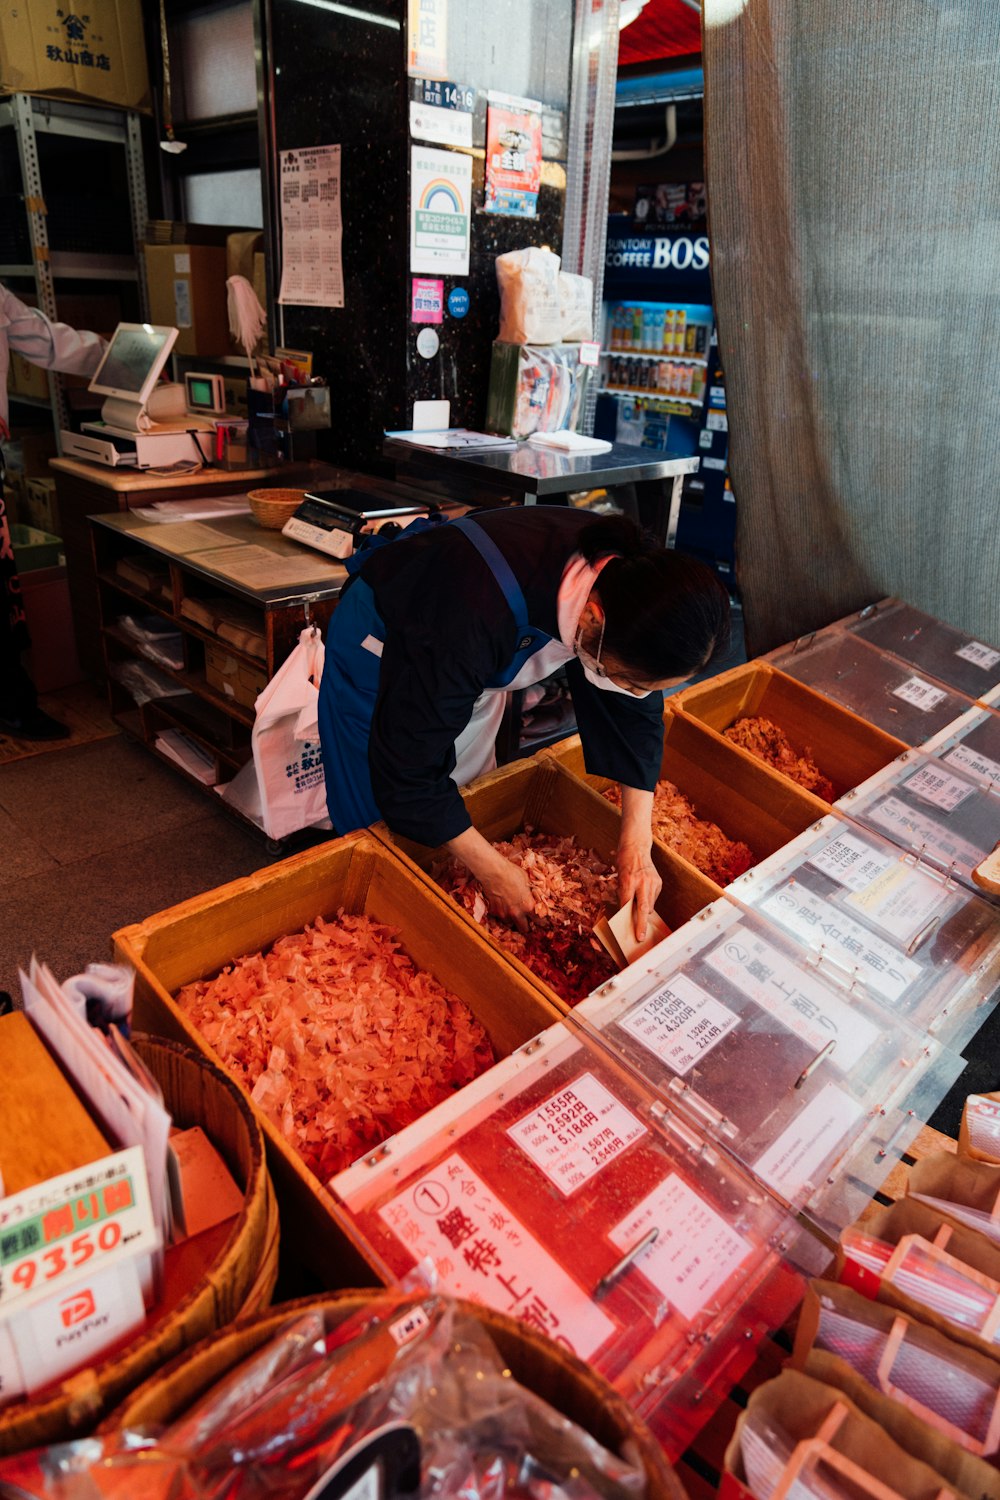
[837,752,1000,902]
[923,706,1000,791]
[568,899,963,1235]
[768,631,973,744]
[847,601,1000,701]
[332,1021,803,1459]
[727,812,1000,1050]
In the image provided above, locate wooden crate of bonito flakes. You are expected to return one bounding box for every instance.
[114,830,563,1285]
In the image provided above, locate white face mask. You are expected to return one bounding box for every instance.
[574,619,653,698]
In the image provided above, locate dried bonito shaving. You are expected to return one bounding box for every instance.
[175,912,495,1181]
[724,714,835,802]
[439,830,619,1003]
[603,778,755,885]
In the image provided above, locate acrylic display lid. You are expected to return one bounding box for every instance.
[837,750,1000,901]
[923,706,1000,790]
[332,1019,802,1447]
[570,898,963,1234]
[846,600,1000,702]
[726,811,1000,1052]
[766,631,974,745]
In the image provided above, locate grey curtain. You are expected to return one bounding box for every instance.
[703,1,1000,656]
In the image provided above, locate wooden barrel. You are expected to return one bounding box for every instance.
[106,1292,688,1500]
[0,1035,275,1456]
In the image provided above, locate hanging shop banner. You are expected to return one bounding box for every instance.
[409,78,474,149]
[410,146,471,277]
[278,144,344,309]
[484,92,542,218]
[407,0,448,79]
[411,277,444,323]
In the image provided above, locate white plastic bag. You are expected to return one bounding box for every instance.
[222,626,328,840]
[496,247,562,344]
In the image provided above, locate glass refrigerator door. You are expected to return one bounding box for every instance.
[838,751,1000,901]
[847,600,1000,702]
[923,707,1000,791]
[726,812,1000,1051]
[570,899,963,1236]
[333,1021,802,1459]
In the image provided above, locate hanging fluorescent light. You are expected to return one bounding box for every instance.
[292,0,401,27]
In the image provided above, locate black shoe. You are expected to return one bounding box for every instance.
[0,707,72,741]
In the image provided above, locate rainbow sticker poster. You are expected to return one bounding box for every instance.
[411,145,472,276]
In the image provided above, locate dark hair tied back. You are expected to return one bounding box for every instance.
[579,514,731,681]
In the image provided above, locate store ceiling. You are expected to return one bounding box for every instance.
[618,0,702,68]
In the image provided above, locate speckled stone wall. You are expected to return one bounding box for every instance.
[267,0,572,471]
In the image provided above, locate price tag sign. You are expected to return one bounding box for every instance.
[0,1147,157,1318]
[903,764,976,814]
[507,1073,646,1196]
[945,742,1000,786]
[892,676,949,712]
[579,341,601,366]
[619,974,739,1075]
[956,641,1000,672]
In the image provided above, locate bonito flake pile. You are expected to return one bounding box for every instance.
[603,779,755,885]
[175,912,495,1182]
[724,715,835,802]
[439,830,619,1004]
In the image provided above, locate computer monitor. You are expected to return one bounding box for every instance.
[88,323,178,406]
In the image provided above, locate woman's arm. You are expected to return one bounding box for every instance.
[617,785,662,941]
[444,825,535,932]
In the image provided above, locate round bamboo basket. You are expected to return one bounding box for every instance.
[0,1036,274,1457]
[106,1293,687,1500]
[247,487,306,529]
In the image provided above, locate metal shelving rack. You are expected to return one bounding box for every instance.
[0,92,149,445]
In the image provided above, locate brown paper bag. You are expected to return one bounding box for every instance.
[724,1367,965,1500]
[837,1198,1000,1363]
[908,1153,1000,1235]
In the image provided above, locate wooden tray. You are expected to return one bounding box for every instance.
[673,662,907,801]
[114,832,561,1285]
[373,756,721,1015]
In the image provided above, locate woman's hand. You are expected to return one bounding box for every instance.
[444,825,536,932]
[617,785,660,941]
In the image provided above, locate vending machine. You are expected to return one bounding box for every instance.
[596,215,736,587]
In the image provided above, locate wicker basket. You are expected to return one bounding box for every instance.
[247,488,306,529]
[0,1036,274,1457]
[105,1292,688,1500]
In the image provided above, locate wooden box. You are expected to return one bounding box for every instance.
[673,662,907,801]
[0,1013,109,1195]
[544,711,828,883]
[113,832,561,1285]
[374,757,721,1015]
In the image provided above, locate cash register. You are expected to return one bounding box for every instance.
[60,323,216,469]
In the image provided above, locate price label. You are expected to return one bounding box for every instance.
[0,1147,157,1317]
[945,741,1000,786]
[760,885,922,1004]
[754,1084,864,1197]
[619,974,739,1075]
[579,341,601,366]
[892,676,949,712]
[903,764,975,813]
[808,829,895,892]
[508,1073,646,1196]
[868,794,985,870]
[956,641,1000,672]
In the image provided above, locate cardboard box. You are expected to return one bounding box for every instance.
[252,251,267,311]
[8,352,50,403]
[0,0,151,114]
[17,431,58,478]
[144,244,230,357]
[204,641,268,710]
[226,230,263,285]
[25,476,58,535]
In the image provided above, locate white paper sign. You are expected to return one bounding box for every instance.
[378,1154,615,1360]
[608,1173,752,1322]
[278,144,344,308]
[903,765,975,813]
[703,928,880,1070]
[507,1073,646,1196]
[0,1324,24,1407]
[843,862,947,950]
[945,742,1000,786]
[754,1083,864,1197]
[9,1255,145,1397]
[619,974,739,1075]
[760,886,922,1005]
[892,676,949,712]
[867,795,985,870]
[410,146,472,276]
[808,830,895,893]
[706,409,728,432]
[409,100,472,149]
[956,641,1000,672]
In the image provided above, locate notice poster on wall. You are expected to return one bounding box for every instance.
[407,0,448,78]
[484,92,542,218]
[410,146,471,276]
[278,144,344,309]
